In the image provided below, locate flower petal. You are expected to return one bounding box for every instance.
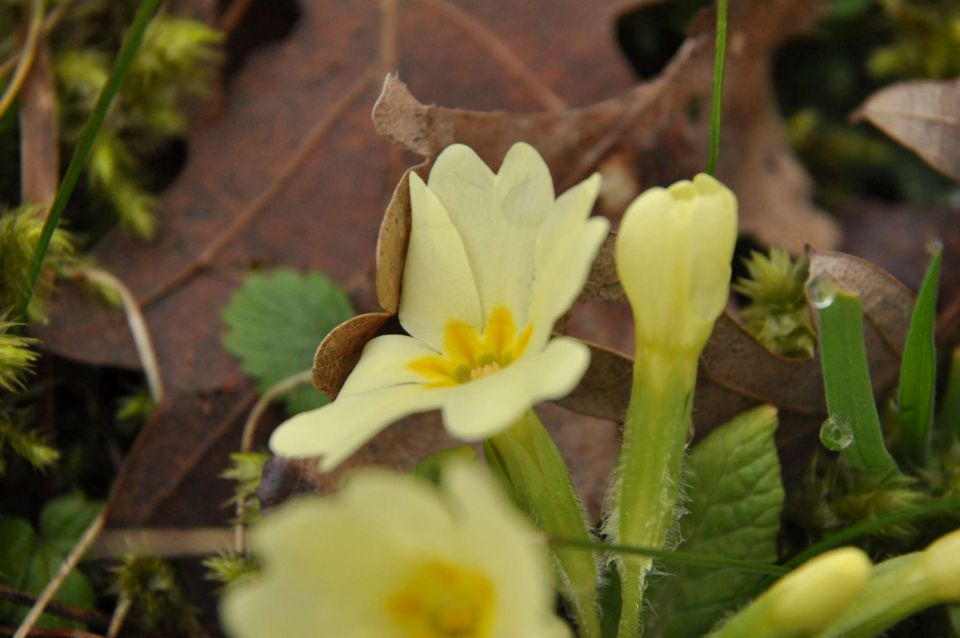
[440,337,590,440]
[399,172,483,349]
[687,173,738,324]
[270,385,447,470]
[338,334,437,396]
[529,174,607,345]
[427,143,552,326]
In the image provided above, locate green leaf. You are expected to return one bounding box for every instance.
[646,405,785,638]
[223,269,354,413]
[816,288,900,478]
[938,346,960,444]
[411,446,477,486]
[0,495,102,628]
[484,410,601,638]
[40,493,103,556]
[898,248,941,466]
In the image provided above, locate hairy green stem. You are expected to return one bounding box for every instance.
[607,355,696,638]
[485,410,601,638]
[16,0,163,321]
[707,0,728,175]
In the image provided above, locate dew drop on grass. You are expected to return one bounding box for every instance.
[926,237,944,255]
[820,415,854,451]
[805,276,838,310]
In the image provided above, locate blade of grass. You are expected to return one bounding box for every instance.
[706,0,728,175]
[940,346,960,443]
[15,0,163,321]
[781,496,960,571]
[549,537,787,577]
[899,247,941,466]
[817,290,900,478]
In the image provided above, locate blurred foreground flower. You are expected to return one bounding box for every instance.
[221,463,569,637]
[271,143,608,469]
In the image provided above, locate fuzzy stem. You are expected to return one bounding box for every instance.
[608,352,696,638]
[16,0,163,322]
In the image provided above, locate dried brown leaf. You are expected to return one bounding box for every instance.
[855,80,960,182]
[312,312,392,398]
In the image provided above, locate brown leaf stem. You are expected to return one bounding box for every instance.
[0,0,44,119]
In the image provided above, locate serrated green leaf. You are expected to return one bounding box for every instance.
[647,405,784,638]
[899,248,941,466]
[0,494,101,628]
[223,269,354,413]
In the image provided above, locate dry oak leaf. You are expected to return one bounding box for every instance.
[36,0,641,527]
[855,80,960,182]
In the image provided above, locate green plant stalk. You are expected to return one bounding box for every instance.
[607,354,696,638]
[898,248,941,466]
[485,410,601,638]
[16,0,163,321]
[818,291,900,479]
[939,345,960,443]
[813,553,947,638]
[706,0,728,175]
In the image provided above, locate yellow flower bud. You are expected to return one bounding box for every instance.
[919,527,960,602]
[766,548,872,636]
[711,547,872,638]
[615,173,737,358]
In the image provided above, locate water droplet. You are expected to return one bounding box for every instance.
[820,415,854,451]
[805,276,838,310]
[926,237,944,255]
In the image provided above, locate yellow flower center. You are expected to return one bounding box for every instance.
[387,560,496,638]
[409,306,532,387]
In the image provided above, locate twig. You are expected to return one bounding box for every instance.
[413,0,565,112]
[0,0,44,119]
[0,585,108,630]
[140,68,377,308]
[0,1,73,80]
[235,369,313,552]
[105,596,131,638]
[14,512,106,638]
[67,266,165,404]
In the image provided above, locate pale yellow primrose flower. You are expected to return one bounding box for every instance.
[221,463,570,638]
[271,143,608,469]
